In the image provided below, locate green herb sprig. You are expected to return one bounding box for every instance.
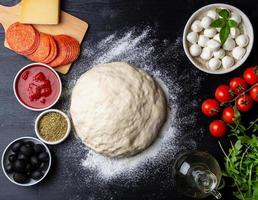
[219,116,258,200]
[210,9,238,45]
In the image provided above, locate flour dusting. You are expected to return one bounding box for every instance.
[59,26,204,184]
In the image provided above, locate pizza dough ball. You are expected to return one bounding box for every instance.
[236,35,249,47]
[207,10,219,20]
[201,16,212,29]
[200,47,212,60]
[207,39,221,51]
[204,28,217,38]
[208,58,221,71]
[213,34,220,42]
[232,46,246,60]
[230,12,241,24]
[70,62,167,158]
[190,44,202,56]
[230,28,240,39]
[213,49,225,59]
[187,32,199,44]
[222,56,234,69]
[191,20,203,32]
[223,38,236,51]
[198,35,209,47]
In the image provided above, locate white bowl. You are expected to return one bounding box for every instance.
[13,63,62,111]
[183,3,254,74]
[35,109,71,145]
[1,136,51,187]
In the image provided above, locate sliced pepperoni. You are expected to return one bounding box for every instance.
[27,33,51,62]
[6,22,39,56]
[56,35,80,65]
[43,35,58,64]
[48,35,69,68]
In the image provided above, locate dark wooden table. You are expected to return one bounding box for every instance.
[0,0,257,199]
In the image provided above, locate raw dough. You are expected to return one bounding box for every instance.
[70,62,167,158]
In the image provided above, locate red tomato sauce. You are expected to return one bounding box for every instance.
[15,65,61,109]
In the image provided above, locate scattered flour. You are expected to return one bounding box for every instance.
[60,26,204,182]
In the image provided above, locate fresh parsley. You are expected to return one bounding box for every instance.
[210,9,238,45]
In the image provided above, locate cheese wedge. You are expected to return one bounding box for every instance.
[19,0,60,25]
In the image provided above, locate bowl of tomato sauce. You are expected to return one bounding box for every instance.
[13,63,62,111]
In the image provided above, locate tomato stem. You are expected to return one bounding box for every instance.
[220,83,258,107]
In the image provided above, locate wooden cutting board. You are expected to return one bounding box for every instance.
[0,3,88,74]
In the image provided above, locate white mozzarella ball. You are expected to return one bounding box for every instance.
[189,44,202,56]
[230,12,241,24]
[187,32,199,44]
[236,35,249,47]
[230,28,240,39]
[201,16,212,29]
[222,56,234,69]
[198,35,209,47]
[207,39,221,51]
[200,47,212,60]
[213,34,220,42]
[232,46,246,60]
[216,28,221,32]
[207,10,219,20]
[223,38,236,51]
[208,58,221,71]
[213,49,225,59]
[204,28,217,38]
[191,20,203,32]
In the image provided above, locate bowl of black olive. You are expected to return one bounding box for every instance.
[1,136,51,186]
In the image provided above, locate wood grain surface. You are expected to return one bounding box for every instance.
[0,0,257,200]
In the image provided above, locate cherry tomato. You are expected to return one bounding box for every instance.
[229,77,248,95]
[209,120,227,138]
[243,66,258,85]
[235,94,254,112]
[201,99,221,117]
[215,85,234,103]
[250,85,258,102]
[222,106,235,124]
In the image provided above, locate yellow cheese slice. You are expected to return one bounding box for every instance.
[19,0,60,25]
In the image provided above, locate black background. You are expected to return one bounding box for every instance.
[0,0,257,200]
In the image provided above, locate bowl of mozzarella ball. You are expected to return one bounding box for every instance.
[183,4,254,74]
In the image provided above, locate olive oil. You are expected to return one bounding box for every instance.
[173,151,222,199]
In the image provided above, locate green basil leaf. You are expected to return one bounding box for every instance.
[228,19,238,28]
[220,26,230,45]
[210,18,226,28]
[219,9,230,19]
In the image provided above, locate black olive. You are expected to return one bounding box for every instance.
[30,156,40,168]
[20,145,34,156]
[39,162,49,172]
[11,141,23,152]
[38,152,49,162]
[25,141,34,148]
[13,173,29,184]
[31,171,44,180]
[17,153,29,161]
[13,160,27,173]
[33,144,45,154]
[25,163,33,173]
[8,154,17,163]
[5,163,13,173]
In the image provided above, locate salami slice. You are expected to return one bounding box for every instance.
[27,33,51,62]
[6,22,39,56]
[54,35,80,66]
[43,35,58,64]
[48,35,69,68]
